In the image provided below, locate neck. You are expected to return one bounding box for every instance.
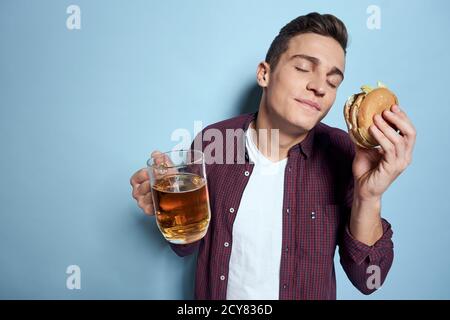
[250,98,309,162]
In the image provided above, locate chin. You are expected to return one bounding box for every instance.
[286,109,318,131]
[284,115,315,133]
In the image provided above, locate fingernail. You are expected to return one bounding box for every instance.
[392,104,400,113]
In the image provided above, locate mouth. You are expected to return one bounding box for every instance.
[294,98,321,112]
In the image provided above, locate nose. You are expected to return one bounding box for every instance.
[306,75,326,97]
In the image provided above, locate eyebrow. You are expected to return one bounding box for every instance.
[290,54,344,80]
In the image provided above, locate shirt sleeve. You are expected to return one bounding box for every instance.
[337,135,394,295]
[338,213,394,295]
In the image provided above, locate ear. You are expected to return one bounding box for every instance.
[256,61,271,88]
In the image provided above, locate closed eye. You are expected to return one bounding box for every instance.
[295,66,309,72]
[296,66,339,88]
[327,81,337,89]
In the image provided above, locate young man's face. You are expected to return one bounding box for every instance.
[260,33,346,132]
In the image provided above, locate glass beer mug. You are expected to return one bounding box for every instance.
[147,149,211,244]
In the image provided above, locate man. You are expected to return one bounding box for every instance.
[130,12,416,299]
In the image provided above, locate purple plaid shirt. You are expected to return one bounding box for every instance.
[170,111,394,300]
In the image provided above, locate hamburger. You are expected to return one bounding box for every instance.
[343,82,399,148]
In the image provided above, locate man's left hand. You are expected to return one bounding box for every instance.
[352,104,417,200]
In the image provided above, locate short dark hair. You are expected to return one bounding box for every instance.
[265,12,348,72]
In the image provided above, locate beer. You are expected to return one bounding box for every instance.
[151,172,211,244]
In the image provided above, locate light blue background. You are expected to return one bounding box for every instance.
[1,0,449,299]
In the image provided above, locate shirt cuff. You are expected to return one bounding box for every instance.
[342,218,394,265]
[169,241,200,257]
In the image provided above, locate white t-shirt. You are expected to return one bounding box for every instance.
[226,126,287,300]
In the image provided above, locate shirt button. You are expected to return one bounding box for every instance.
[220,275,226,281]
[285,247,289,253]
[283,284,288,289]
[224,242,230,248]
[288,166,291,172]
[244,171,250,176]
[311,211,316,219]
[286,208,290,214]
[229,208,235,213]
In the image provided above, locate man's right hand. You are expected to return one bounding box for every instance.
[130,150,177,216]
[130,150,167,216]
[130,166,154,216]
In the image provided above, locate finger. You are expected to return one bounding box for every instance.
[130,168,149,187]
[151,150,179,176]
[142,204,155,216]
[374,113,406,160]
[140,194,155,216]
[369,124,396,162]
[137,193,153,210]
[385,106,417,159]
[391,104,410,121]
[144,192,154,207]
[389,105,416,139]
[152,150,174,166]
[136,180,151,197]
